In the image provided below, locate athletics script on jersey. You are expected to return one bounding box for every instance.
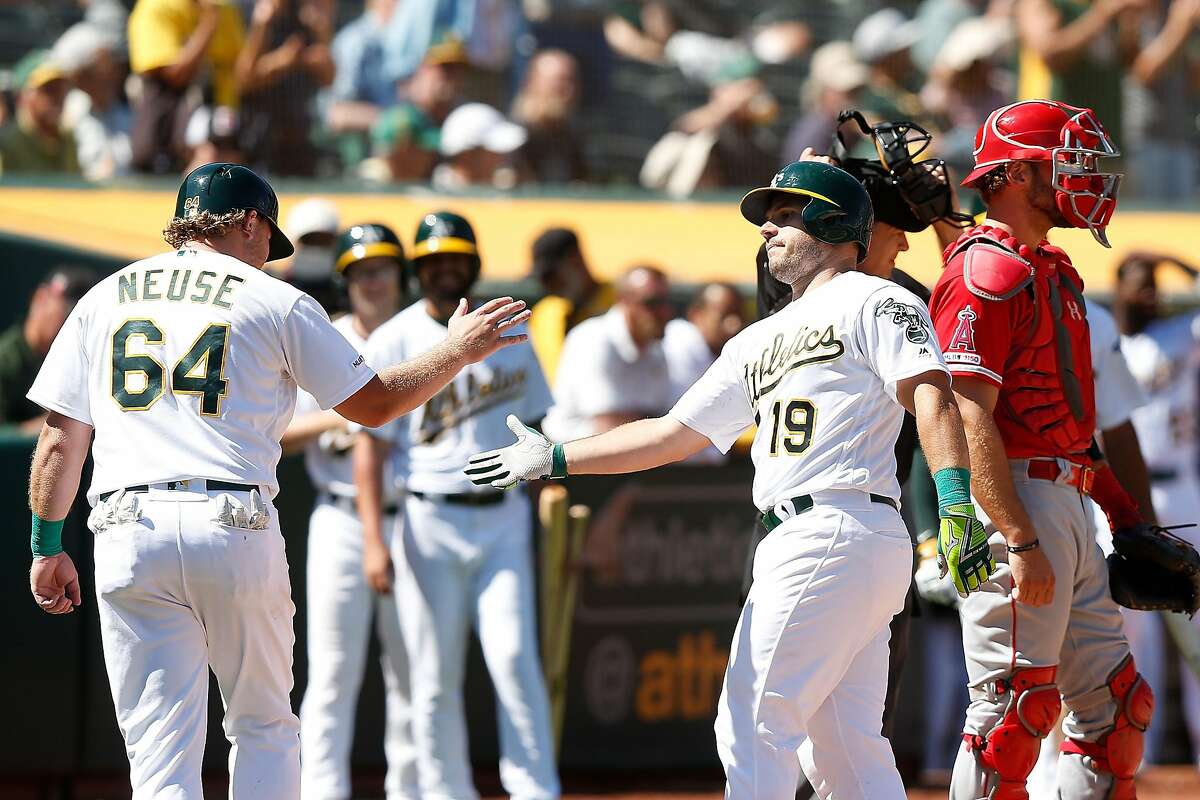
[742,324,845,410]
[116,264,245,308]
[415,366,529,444]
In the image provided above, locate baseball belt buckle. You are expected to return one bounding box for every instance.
[1075,465,1095,495]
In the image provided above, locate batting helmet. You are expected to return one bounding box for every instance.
[335,223,408,274]
[963,99,1120,246]
[175,163,294,261]
[412,211,481,279]
[740,161,874,263]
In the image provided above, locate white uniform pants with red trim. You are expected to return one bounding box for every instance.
[951,464,1133,800]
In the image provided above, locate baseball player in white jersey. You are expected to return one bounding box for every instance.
[287,224,416,800]
[1113,253,1200,760]
[467,161,994,800]
[355,210,560,800]
[23,163,531,799]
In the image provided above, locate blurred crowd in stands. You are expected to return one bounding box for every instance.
[0,0,1197,200]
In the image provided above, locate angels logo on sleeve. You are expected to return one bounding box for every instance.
[944,305,982,365]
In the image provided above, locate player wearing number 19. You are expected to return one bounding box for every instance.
[23,163,531,800]
[467,161,993,799]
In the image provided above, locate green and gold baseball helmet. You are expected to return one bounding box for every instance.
[412,210,480,278]
[175,162,294,261]
[335,223,407,274]
[739,161,874,263]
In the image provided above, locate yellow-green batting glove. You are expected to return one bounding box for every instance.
[934,467,996,597]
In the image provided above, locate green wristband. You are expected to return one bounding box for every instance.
[31,513,65,557]
[550,443,568,479]
[933,467,972,513]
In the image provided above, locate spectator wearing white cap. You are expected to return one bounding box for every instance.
[852,8,925,122]
[50,22,132,181]
[431,102,528,190]
[781,41,869,162]
[272,198,342,312]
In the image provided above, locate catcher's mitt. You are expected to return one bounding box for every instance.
[1107,523,1200,616]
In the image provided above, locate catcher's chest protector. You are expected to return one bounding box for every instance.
[950,227,1097,456]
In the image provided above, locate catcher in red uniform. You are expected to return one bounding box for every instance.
[929,100,1155,800]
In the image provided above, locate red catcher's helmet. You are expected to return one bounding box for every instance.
[963,99,1121,247]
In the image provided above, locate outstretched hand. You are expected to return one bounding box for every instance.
[30,552,81,615]
[465,415,559,489]
[447,298,531,364]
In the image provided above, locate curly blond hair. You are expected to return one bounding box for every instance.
[163,209,248,249]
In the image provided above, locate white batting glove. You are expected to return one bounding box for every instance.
[465,415,566,489]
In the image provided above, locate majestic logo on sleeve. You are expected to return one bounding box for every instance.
[874,298,931,344]
[948,305,978,351]
[742,324,845,405]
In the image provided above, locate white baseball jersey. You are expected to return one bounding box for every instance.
[28,248,374,502]
[1122,311,1200,481]
[670,271,948,511]
[295,313,401,501]
[365,301,553,495]
[1086,299,1145,431]
[543,307,674,441]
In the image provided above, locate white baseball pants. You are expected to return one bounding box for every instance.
[299,500,416,800]
[714,492,913,800]
[92,486,300,800]
[398,491,560,800]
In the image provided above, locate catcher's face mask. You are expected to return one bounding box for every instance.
[1050,109,1121,247]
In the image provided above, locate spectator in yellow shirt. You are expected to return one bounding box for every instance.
[527,227,616,383]
[127,0,245,173]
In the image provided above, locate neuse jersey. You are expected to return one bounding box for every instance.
[365,300,553,495]
[27,248,374,503]
[295,313,401,501]
[1121,311,1200,478]
[669,271,948,512]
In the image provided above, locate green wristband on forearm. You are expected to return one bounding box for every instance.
[933,467,972,513]
[31,513,65,557]
[550,443,568,479]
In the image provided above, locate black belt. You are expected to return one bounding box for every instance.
[761,493,899,533]
[321,493,399,516]
[409,490,507,507]
[99,479,253,502]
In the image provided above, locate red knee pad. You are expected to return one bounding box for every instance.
[1062,656,1155,800]
[965,666,1061,800]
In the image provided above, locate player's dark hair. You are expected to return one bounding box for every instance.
[977,165,1010,200]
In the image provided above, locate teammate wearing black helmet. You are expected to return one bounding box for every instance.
[466,160,986,800]
[355,210,562,800]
